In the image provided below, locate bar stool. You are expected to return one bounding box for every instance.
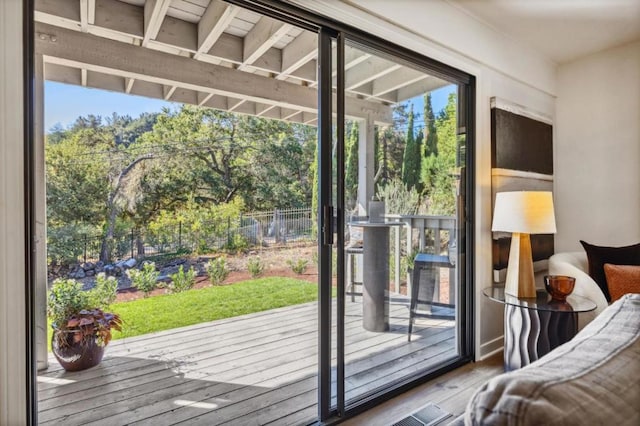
[346,246,363,301]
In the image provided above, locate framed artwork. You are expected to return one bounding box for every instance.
[491,97,554,282]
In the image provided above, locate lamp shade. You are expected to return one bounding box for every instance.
[492,191,556,234]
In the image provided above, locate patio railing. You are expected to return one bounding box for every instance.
[386,214,457,294]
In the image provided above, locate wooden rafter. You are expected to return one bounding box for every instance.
[277,30,317,80]
[240,16,293,71]
[195,0,240,60]
[143,0,171,47]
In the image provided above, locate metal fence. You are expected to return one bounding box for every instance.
[66,207,314,264]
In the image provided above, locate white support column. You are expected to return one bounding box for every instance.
[35,54,49,371]
[0,0,27,422]
[357,114,375,215]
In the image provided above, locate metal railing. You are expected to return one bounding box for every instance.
[57,207,314,264]
[386,214,457,294]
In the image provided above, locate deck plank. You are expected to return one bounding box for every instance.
[38,296,458,425]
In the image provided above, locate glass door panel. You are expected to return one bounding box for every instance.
[336,38,469,407]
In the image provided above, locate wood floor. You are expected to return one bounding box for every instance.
[343,354,503,426]
[37,295,458,425]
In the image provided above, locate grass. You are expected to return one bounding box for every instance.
[48,277,320,347]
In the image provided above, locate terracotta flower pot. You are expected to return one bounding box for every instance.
[51,329,105,372]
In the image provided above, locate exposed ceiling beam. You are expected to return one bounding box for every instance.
[142,0,172,47]
[240,16,293,71]
[256,104,276,117]
[394,78,450,103]
[195,0,239,60]
[281,108,301,120]
[369,68,428,99]
[345,57,401,90]
[125,77,135,94]
[277,31,317,80]
[79,0,89,33]
[163,85,176,100]
[35,23,393,123]
[309,47,370,88]
[302,112,317,125]
[87,0,95,25]
[197,92,214,106]
[228,99,246,111]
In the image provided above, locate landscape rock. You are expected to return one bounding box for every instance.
[123,258,137,269]
[81,262,95,271]
[74,269,86,279]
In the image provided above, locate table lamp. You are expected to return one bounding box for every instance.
[492,191,556,298]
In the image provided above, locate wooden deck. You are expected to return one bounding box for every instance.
[37,295,456,425]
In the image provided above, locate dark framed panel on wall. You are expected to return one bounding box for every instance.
[490,97,554,282]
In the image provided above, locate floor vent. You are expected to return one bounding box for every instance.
[391,403,452,426]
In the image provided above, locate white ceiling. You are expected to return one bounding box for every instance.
[448,0,640,63]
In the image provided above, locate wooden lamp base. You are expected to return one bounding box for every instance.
[504,232,536,298]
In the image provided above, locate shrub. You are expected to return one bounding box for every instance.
[169,265,196,293]
[287,258,308,275]
[47,223,97,266]
[47,275,121,347]
[376,177,422,215]
[224,234,249,253]
[48,278,89,328]
[127,262,159,296]
[90,273,118,307]
[247,257,264,278]
[205,257,229,285]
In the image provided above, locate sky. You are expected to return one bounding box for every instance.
[405,84,457,130]
[45,81,457,133]
[45,82,178,132]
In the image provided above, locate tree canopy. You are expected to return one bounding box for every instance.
[46,89,459,265]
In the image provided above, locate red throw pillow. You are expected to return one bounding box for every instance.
[580,240,640,302]
[603,264,640,302]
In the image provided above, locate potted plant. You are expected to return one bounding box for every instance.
[47,274,122,372]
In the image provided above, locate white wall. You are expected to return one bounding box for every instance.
[0,0,28,424]
[288,0,557,359]
[555,40,640,251]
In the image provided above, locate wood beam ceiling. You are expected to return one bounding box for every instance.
[33,0,450,121]
[36,22,393,124]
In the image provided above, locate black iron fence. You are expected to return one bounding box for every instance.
[57,207,314,264]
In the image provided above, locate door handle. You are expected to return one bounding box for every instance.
[323,205,334,246]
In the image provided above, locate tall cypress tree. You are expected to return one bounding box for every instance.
[401,109,421,190]
[424,93,438,157]
[345,122,359,208]
[421,93,439,194]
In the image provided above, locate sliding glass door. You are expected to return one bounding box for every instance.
[317,30,475,419]
[27,0,474,423]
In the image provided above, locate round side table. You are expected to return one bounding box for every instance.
[483,287,597,371]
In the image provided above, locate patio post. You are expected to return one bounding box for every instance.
[35,53,48,370]
[356,114,375,215]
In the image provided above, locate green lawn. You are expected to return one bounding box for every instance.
[48,277,319,346]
